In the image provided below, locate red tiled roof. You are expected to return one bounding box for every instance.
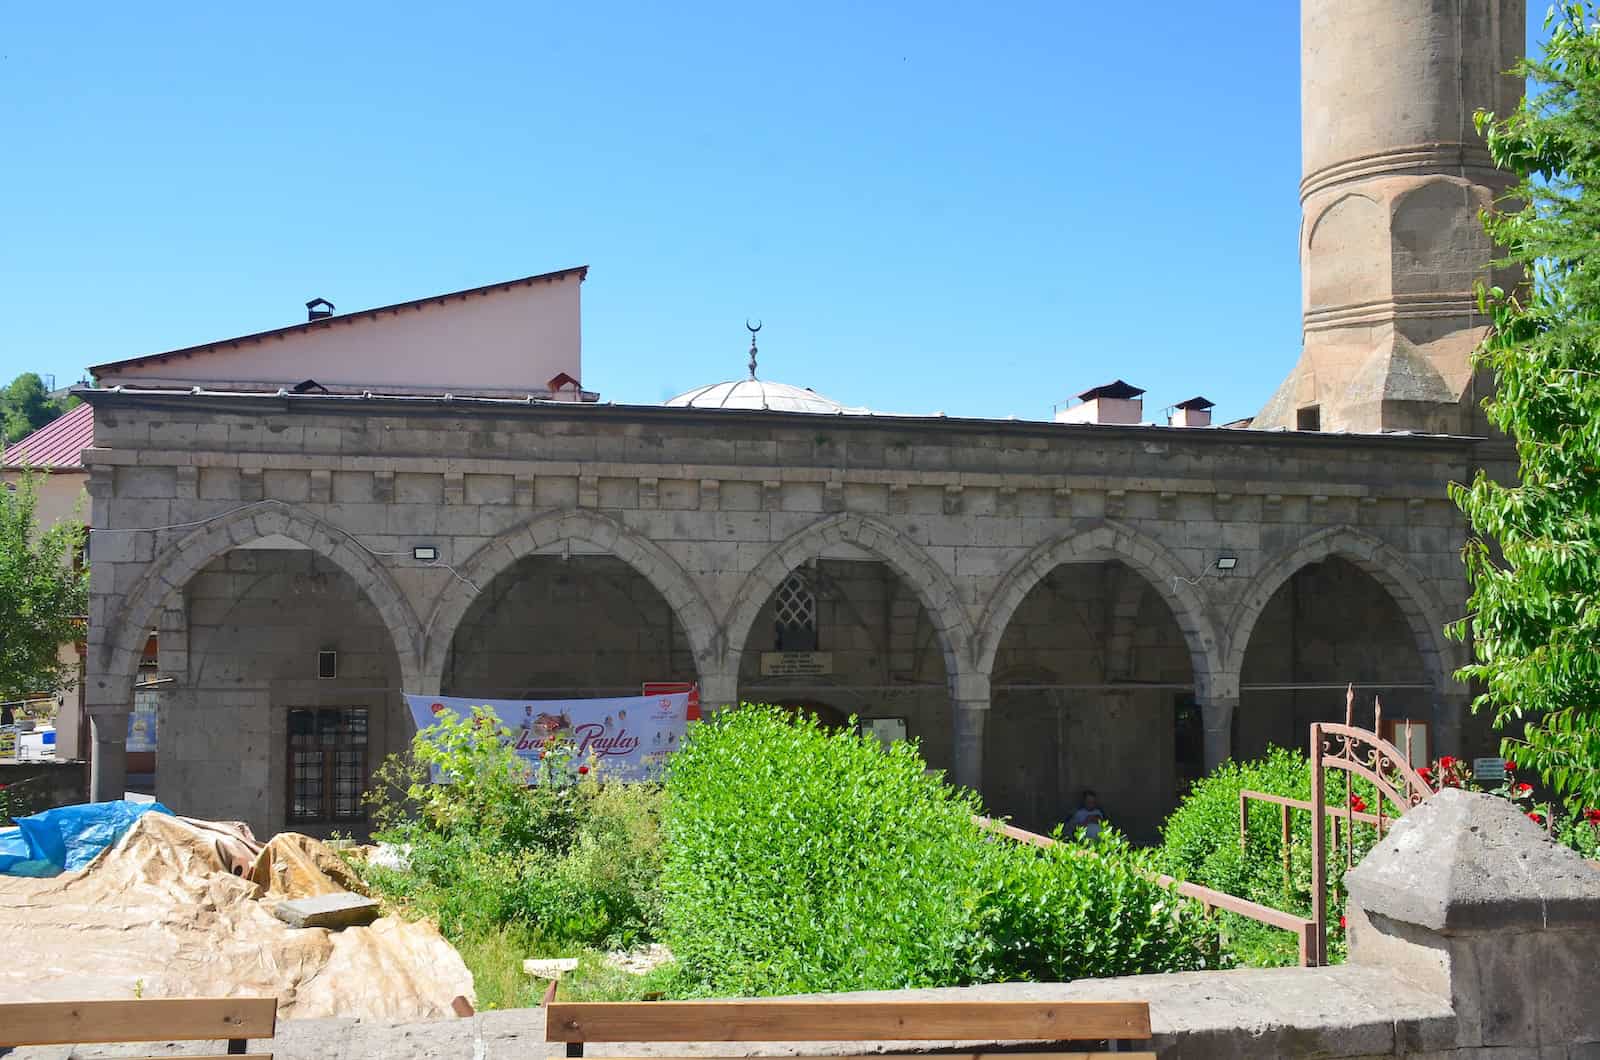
[2,402,93,469]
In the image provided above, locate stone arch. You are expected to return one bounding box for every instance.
[975,519,1224,698]
[1222,525,1455,694]
[420,509,720,688]
[104,501,425,693]
[723,513,975,682]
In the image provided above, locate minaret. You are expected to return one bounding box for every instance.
[1256,0,1525,434]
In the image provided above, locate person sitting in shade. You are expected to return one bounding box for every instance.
[1067,790,1106,839]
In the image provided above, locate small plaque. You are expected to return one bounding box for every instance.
[759,651,834,677]
[1472,757,1506,783]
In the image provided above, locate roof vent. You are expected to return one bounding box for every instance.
[1169,396,1215,428]
[306,298,335,322]
[1055,380,1145,425]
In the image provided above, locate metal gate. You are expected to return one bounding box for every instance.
[1309,685,1434,963]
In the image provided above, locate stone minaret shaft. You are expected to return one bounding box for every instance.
[1257,0,1524,434]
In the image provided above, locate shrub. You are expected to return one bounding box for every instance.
[661,706,984,995]
[662,705,1224,996]
[967,828,1222,982]
[362,707,665,950]
[1159,747,1381,966]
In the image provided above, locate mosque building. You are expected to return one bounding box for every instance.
[76,0,1521,840]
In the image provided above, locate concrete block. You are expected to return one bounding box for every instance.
[276,897,382,937]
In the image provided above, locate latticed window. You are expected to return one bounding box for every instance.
[774,569,819,651]
[288,707,368,823]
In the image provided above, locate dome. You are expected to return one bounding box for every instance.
[664,378,869,415]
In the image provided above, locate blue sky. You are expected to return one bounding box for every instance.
[0,3,1539,423]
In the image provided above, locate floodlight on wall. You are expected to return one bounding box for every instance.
[413,545,439,562]
[1215,555,1238,572]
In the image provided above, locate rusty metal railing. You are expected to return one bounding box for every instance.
[973,814,1318,967]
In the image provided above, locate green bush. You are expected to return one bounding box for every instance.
[968,829,1222,982]
[362,707,665,950]
[662,706,1223,996]
[1158,747,1380,966]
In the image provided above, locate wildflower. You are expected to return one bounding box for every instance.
[1517,783,1532,795]
[1349,795,1367,813]
[1339,915,1347,930]
[1504,759,1516,772]
[1528,811,1545,825]
[1585,808,1600,826]
[1439,755,1456,770]
[577,765,589,775]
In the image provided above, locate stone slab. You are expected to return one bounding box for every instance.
[273,891,382,930]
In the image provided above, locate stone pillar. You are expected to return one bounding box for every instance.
[1345,788,1600,1052]
[88,707,130,802]
[951,673,990,793]
[1202,695,1238,772]
[698,673,739,716]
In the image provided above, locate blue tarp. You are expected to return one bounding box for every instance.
[0,800,173,877]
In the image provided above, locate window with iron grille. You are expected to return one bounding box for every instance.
[288,707,368,823]
[774,569,819,651]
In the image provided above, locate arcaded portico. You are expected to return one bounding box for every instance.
[79,389,1481,839]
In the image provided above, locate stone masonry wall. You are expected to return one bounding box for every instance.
[161,549,408,839]
[81,392,1485,819]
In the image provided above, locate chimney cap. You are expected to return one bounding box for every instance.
[1174,395,1215,410]
[1076,379,1145,402]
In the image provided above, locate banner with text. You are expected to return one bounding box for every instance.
[403,692,690,782]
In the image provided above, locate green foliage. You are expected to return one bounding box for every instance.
[968,829,1223,982]
[661,706,1223,997]
[361,707,665,951]
[1,373,71,445]
[1159,748,1380,967]
[1449,5,1600,808]
[0,471,88,700]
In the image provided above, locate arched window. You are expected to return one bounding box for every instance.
[774,568,819,651]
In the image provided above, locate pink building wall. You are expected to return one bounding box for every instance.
[94,270,584,398]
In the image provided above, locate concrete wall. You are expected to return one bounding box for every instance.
[80,392,1485,833]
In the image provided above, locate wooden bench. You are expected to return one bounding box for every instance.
[0,997,277,1058]
[546,1000,1153,1059]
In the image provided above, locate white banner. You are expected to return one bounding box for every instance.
[404,692,690,782]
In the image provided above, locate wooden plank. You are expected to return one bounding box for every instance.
[545,1001,1151,1043]
[0,998,278,1047]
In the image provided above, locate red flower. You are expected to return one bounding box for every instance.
[1528,811,1545,825]
[1338,915,1347,930]
[1439,755,1456,770]
[1349,795,1367,813]
[1417,766,1432,781]
[1517,783,1532,795]
[1584,808,1600,826]
[1504,759,1516,773]
[577,765,589,775]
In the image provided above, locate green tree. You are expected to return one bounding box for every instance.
[0,471,88,700]
[1450,5,1600,807]
[1,373,71,445]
